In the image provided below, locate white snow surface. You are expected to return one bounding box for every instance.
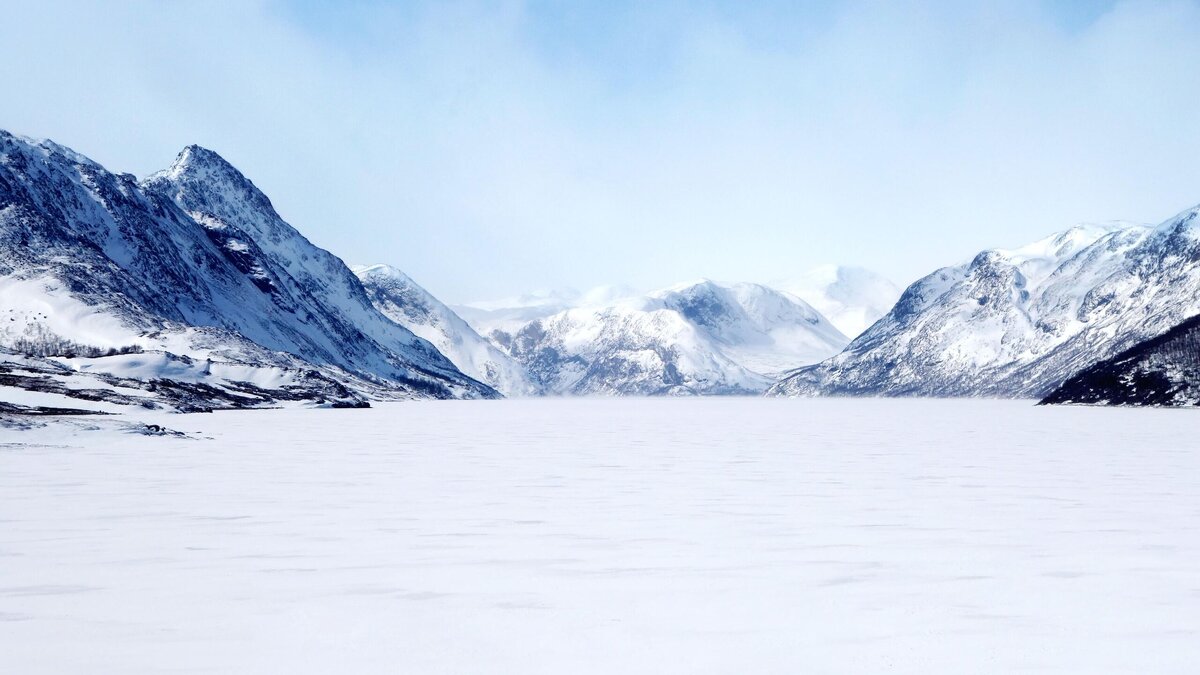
[3,398,1198,674]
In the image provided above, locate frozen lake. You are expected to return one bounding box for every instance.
[2,398,1198,673]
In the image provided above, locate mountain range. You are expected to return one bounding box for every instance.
[769,216,1200,400]
[5,128,1200,410]
[0,130,874,408]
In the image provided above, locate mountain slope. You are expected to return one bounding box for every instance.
[0,130,495,406]
[490,280,847,395]
[775,266,901,338]
[769,217,1200,398]
[1040,314,1200,407]
[354,264,538,396]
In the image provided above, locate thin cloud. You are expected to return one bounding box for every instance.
[2,0,1197,302]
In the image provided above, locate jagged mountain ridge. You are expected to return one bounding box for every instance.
[1041,313,1200,407]
[770,216,1200,398]
[486,279,848,396]
[354,264,538,396]
[0,130,496,408]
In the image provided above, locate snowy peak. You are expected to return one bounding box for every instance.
[672,280,848,377]
[479,278,848,395]
[169,144,237,174]
[1153,203,1200,236]
[500,301,769,396]
[997,222,1133,263]
[769,217,1200,399]
[649,279,748,331]
[355,263,410,282]
[144,147,494,394]
[0,129,495,405]
[1,130,103,171]
[650,280,845,348]
[160,144,261,198]
[144,145,290,245]
[154,145,260,202]
[354,264,424,304]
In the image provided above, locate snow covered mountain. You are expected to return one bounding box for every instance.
[353,264,538,396]
[488,280,848,396]
[769,216,1200,398]
[0,130,496,409]
[650,280,849,376]
[1041,313,1200,407]
[775,266,901,338]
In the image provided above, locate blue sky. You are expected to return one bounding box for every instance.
[2,0,1198,303]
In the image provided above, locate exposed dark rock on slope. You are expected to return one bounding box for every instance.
[1041,314,1200,407]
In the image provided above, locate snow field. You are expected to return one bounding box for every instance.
[1,398,1198,673]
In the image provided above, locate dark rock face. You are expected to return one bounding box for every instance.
[0,131,497,410]
[1041,314,1200,407]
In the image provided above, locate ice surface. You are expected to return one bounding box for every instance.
[2,398,1198,673]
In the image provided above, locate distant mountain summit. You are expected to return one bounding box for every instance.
[649,280,848,377]
[480,279,847,395]
[0,130,495,411]
[769,217,1200,398]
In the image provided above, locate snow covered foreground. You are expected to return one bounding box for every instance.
[2,400,1198,674]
